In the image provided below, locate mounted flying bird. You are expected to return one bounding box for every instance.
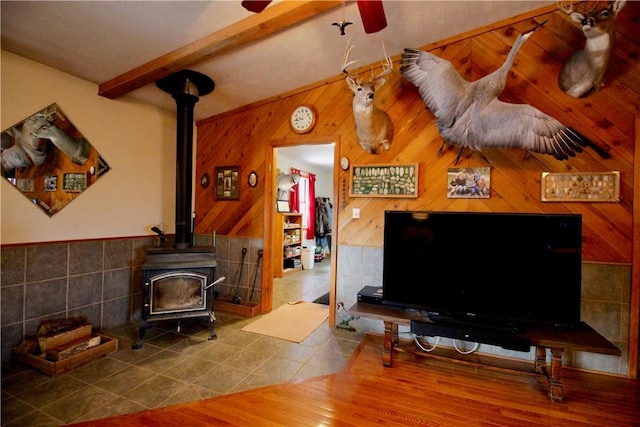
[400,20,606,164]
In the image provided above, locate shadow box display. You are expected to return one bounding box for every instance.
[541,171,620,202]
[350,163,418,198]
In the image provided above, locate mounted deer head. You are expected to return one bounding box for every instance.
[557,0,626,98]
[342,40,394,155]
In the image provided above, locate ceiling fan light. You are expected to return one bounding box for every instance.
[357,0,387,34]
[241,0,272,13]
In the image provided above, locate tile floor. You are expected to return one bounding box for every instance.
[1,259,367,426]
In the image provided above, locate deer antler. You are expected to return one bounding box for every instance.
[371,42,393,83]
[556,0,575,14]
[342,39,361,83]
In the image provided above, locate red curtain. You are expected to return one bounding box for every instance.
[290,168,316,240]
[289,169,300,213]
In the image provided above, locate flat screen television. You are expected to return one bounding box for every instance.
[382,211,582,329]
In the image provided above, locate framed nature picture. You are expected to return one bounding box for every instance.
[447,167,490,198]
[350,164,418,198]
[215,166,240,200]
[541,171,620,202]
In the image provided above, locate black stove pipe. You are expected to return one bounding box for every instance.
[156,70,214,249]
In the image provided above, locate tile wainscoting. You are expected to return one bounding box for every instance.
[0,234,259,364]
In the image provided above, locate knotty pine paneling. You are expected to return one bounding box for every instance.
[195,4,638,265]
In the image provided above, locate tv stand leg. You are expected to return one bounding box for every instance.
[548,348,564,402]
[534,346,564,402]
[534,346,547,374]
[383,320,399,367]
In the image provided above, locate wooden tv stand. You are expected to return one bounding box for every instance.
[347,302,621,402]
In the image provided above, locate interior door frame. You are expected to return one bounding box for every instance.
[262,136,340,327]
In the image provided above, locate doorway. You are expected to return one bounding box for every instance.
[263,140,339,327]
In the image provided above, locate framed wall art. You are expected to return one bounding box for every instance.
[447,167,490,198]
[62,172,87,192]
[1,103,110,216]
[350,163,418,198]
[248,171,258,188]
[215,166,240,200]
[541,171,620,202]
[44,175,58,191]
[276,200,291,213]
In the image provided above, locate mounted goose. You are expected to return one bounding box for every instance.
[400,21,605,164]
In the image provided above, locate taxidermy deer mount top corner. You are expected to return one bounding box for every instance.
[342,40,394,155]
[557,0,626,98]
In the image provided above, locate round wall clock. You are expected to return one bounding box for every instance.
[290,104,317,134]
[248,171,258,187]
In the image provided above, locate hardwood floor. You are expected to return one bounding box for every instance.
[68,334,640,426]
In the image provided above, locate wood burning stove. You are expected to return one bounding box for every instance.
[133,247,218,349]
[134,69,218,350]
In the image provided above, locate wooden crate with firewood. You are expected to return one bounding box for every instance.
[11,318,118,377]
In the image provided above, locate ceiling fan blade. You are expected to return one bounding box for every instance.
[357,0,387,34]
[241,0,273,13]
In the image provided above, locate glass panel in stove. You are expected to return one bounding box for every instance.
[150,272,208,314]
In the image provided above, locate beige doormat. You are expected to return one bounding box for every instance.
[241,301,329,343]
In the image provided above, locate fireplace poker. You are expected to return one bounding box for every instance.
[233,248,248,304]
[249,249,263,302]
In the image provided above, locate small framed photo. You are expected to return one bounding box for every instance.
[248,171,258,188]
[16,178,34,192]
[447,167,490,198]
[63,173,86,192]
[350,163,418,198]
[215,166,240,200]
[541,171,620,202]
[276,200,291,213]
[44,175,58,191]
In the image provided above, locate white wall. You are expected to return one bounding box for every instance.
[1,51,178,244]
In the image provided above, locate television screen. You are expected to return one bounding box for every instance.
[382,211,582,328]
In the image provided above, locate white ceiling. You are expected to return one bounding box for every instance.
[0,1,554,166]
[278,144,335,169]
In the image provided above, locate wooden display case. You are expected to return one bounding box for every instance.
[273,212,302,277]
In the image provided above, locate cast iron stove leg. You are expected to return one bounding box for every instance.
[132,320,153,350]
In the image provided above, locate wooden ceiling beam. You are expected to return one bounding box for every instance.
[98,0,342,99]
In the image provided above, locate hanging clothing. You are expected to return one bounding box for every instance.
[314,197,331,238]
[315,197,332,255]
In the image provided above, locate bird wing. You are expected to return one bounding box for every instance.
[400,48,472,129]
[471,99,589,159]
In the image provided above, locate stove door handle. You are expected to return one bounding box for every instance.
[205,276,225,290]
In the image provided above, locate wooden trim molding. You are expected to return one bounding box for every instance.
[630,115,640,378]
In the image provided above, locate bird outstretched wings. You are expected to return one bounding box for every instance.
[400,21,606,163]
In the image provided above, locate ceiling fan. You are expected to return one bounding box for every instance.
[241,0,387,34]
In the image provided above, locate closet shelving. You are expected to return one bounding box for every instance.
[274,213,302,277]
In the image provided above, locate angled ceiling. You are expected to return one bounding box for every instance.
[1,1,555,123]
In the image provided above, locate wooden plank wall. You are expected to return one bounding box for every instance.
[195,4,637,262]
[194,3,638,375]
